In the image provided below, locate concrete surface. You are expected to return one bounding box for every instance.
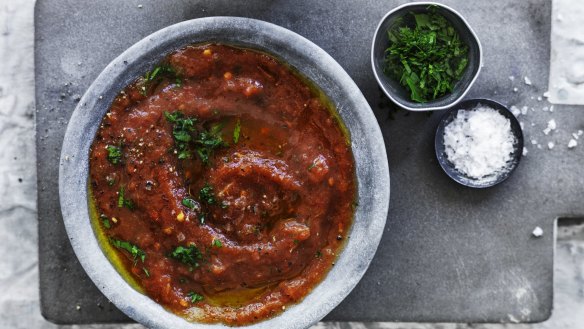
[1,0,583,328]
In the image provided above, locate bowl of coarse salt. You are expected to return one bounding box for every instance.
[435,99,524,188]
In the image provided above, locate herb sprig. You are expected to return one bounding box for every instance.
[106,145,123,164]
[164,111,226,164]
[169,244,203,270]
[110,238,146,264]
[384,10,469,102]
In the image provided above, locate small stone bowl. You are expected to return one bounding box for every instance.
[434,99,524,188]
[371,2,482,111]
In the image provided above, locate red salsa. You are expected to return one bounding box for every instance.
[89,44,356,325]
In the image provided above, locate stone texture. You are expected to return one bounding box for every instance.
[0,0,583,328]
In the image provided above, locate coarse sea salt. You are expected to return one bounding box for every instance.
[443,105,516,181]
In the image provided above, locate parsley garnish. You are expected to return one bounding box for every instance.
[117,186,135,210]
[145,65,180,83]
[169,244,203,270]
[194,123,226,165]
[187,292,204,303]
[143,267,150,277]
[106,145,122,164]
[212,238,222,248]
[100,214,111,229]
[199,183,216,205]
[233,119,241,144]
[110,238,146,264]
[165,111,197,159]
[182,197,200,211]
[383,10,469,102]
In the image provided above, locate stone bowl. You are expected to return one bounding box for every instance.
[434,98,524,188]
[59,17,390,329]
[371,2,482,111]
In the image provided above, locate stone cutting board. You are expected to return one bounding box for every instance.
[35,0,583,324]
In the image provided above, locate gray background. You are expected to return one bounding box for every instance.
[1,0,584,328]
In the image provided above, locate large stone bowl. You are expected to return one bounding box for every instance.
[59,17,390,329]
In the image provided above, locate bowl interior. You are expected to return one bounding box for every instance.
[434,99,524,188]
[372,3,482,111]
[59,17,389,329]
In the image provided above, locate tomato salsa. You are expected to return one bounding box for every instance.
[89,44,356,325]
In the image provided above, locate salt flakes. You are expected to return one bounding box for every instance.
[513,87,519,93]
[543,127,551,135]
[548,141,555,149]
[443,105,515,180]
[521,106,528,115]
[568,139,578,149]
[523,147,528,156]
[509,75,515,81]
[548,119,557,130]
[532,227,544,238]
[573,133,580,140]
[524,76,532,85]
[511,105,521,117]
[531,139,538,145]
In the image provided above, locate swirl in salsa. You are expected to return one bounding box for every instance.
[89,44,356,325]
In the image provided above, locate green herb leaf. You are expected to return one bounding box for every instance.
[143,267,150,277]
[199,183,216,205]
[110,238,146,264]
[169,244,203,269]
[212,238,222,248]
[100,214,111,229]
[383,10,469,102]
[182,198,200,211]
[233,119,241,144]
[194,124,226,165]
[165,111,197,160]
[187,291,204,303]
[118,186,135,210]
[106,145,122,164]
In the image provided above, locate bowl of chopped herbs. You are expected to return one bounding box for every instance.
[371,2,482,111]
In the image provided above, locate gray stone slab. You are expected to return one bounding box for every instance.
[35,0,583,325]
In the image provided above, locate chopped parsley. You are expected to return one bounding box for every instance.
[169,244,203,270]
[165,111,197,160]
[187,291,204,303]
[199,183,216,205]
[212,238,222,248]
[117,186,135,210]
[383,9,469,102]
[144,64,182,86]
[105,145,122,164]
[182,197,200,211]
[194,123,226,165]
[233,119,241,144]
[110,238,146,264]
[164,111,226,164]
[143,267,150,277]
[100,214,111,229]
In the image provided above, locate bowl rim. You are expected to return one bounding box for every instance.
[370,1,483,112]
[434,98,525,188]
[59,17,390,329]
